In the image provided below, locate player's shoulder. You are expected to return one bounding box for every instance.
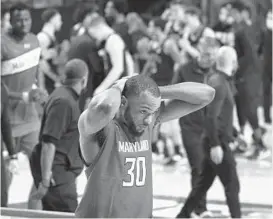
[106,32,125,48]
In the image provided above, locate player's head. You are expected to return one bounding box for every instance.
[85,15,109,40]
[62,59,89,93]
[1,5,11,32]
[42,8,62,31]
[216,46,238,76]
[120,75,161,136]
[73,3,99,26]
[105,0,128,22]
[9,3,31,36]
[197,36,219,69]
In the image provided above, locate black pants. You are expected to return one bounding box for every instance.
[262,67,272,123]
[1,152,8,207]
[235,76,260,130]
[42,180,78,212]
[177,138,241,218]
[181,128,207,214]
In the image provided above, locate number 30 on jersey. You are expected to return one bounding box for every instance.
[123,157,146,187]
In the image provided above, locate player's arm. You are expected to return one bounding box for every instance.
[40,99,72,188]
[78,77,128,138]
[93,35,125,95]
[157,82,215,123]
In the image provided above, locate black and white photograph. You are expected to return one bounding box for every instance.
[0,0,272,218]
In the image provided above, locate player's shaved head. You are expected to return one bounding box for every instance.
[216,46,237,69]
[123,75,160,98]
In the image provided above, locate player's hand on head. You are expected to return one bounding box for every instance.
[210,145,224,165]
[112,74,138,92]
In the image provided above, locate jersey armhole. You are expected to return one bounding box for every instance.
[82,121,115,168]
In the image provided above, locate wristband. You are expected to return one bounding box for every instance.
[22,92,29,103]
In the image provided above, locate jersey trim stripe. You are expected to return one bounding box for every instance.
[1,47,41,76]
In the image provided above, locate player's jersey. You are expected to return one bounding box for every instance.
[1,31,41,136]
[75,118,154,218]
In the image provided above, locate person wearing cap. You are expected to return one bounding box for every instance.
[29,59,88,212]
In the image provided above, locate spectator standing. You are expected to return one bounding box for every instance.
[178,6,215,61]
[172,36,218,218]
[1,82,18,207]
[213,3,235,46]
[177,46,241,219]
[68,5,104,111]
[231,2,268,159]
[1,3,47,210]
[104,0,134,54]
[37,9,63,94]
[30,59,87,212]
[82,13,134,96]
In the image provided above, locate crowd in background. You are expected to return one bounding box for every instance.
[1,0,272,217]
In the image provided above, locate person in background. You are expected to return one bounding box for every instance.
[68,5,104,111]
[37,8,63,94]
[30,59,87,212]
[1,3,47,210]
[260,9,272,126]
[126,12,149,54]
[231,1,269,159]
[81,13,134,96]
[104,0,133,55]
[177,46,241,219]
[172,36,219,218]
[1,82,18,207]
[178,6,215,61]
[213,3,235,46]
[1,5,12,33]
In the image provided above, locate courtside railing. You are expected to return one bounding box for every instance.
[0,207,74,218]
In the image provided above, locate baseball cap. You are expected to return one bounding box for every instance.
[62,59,88,85]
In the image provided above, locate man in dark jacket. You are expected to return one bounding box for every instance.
[30,59,87,212]
[177,46,241,219]
[172,36,218,218]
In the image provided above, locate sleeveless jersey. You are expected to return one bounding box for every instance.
[1,31,41,136]
[98,33,133,79]
[75,118,155,218]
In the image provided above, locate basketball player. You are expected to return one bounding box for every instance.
[75,75,215,217]
[1,3,46,209]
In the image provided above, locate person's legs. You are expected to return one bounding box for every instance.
[42,179,78,212]
[176,156,216,218]
[235,82,248,133]
[18,131,42,210]
[263,67,272,123]
[181,128,207,214]
[216,144,241,218]
[1,151,8,207]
